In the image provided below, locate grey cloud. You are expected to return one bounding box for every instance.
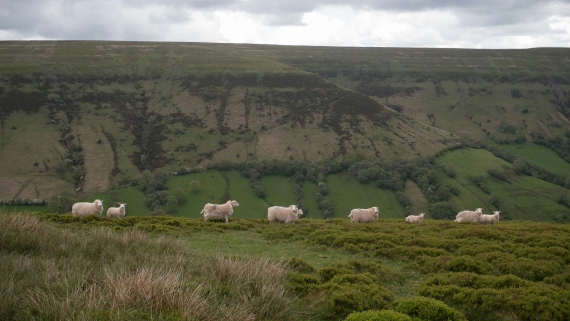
[0,0,569,47]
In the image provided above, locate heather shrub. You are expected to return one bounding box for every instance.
[283,257,316,273]
[286,271,320,296]
[394,296,466,321]
[323,273,395,320]
[418,272,570,321]
[345,310,412,321]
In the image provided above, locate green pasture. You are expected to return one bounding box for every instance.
[436,148,512,177]
[302,181,321,218]
[226,170,270,218]
[502,142,570,176]
[259,175,298,206]
[327,172,405,219]
[436,147,570,222]
[167,170,229,218]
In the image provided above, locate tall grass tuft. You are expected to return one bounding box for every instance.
[0,213,297,321]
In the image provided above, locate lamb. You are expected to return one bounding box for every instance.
[454,208,483,223]
[405,213,425,223]
[106,203,126,218]
[201,200,239,223]
[348,207,379,223]
[267,205,303,223]
[72,199,104,217]
[479,211,500,224]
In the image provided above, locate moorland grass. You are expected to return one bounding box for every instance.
[0,213,296,321]
[3,212,570,320]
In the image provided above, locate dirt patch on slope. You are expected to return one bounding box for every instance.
[74,117,114,195]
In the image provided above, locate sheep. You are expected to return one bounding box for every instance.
[72,199,104,217]
[267,205,303,223]
[348,207,379,223]
[107,203,127,218]
[201,200,239,223]
[479,211,500,224]
[405,213,425,223]
[454,208,483,223]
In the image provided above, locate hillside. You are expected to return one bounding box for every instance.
[0,42,569,219]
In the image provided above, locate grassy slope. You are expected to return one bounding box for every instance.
[436,148,570,222]
[1,42,569,222]
[501,142,570,176]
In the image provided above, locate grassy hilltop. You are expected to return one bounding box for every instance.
[1,212,569,321]
[0,41,569,220]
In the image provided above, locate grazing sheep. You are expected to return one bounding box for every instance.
[348,207,379,223]
[268,205,303,223]
[201,200,239,223]
[72,199,104,217]
[405,213,425,223]
[454,208,483,223]
[107,203,127,218]
[479,211,500,224]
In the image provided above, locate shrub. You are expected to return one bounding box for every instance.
[429,202,455,220]
[558,194,570,208]
[286,271,320,296]
[487,169,509,182]
[394,296,466,321]
[324,275,394,319]
[188,180,201,194]
[345,310,412,321]
[284,257,315,273]
[47,193,78,214]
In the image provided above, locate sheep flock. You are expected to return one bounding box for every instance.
[69,198,499,226]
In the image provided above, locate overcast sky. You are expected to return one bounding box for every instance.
[1,0,570,48]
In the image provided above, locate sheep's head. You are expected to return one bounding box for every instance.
[372,207,379,217]
[419,213,425,217]
[475,208,483,215]
[95,199,103,210]
[119,203,126,212]
[291,205,298,213]
[297,209,304,217]
[494,211,500,219]
[231,200,239,207]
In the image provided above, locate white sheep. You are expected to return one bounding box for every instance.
[479,211,500,224]
[106,203,126,218]
[72,199,104,217]
[454,208,483,223]
[267,205,303,223]
[348,207,379,223]
[201,200,239,223]
[405,213,425,223]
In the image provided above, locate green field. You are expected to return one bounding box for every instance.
[5,144,570,223]
[327,172,405,219]
[502,142,570,176]
[436,148,570,221]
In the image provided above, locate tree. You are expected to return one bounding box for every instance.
[171,188,187,204]
[429,202,455,220]
[188,181,201,194]
[47,193,78,214]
